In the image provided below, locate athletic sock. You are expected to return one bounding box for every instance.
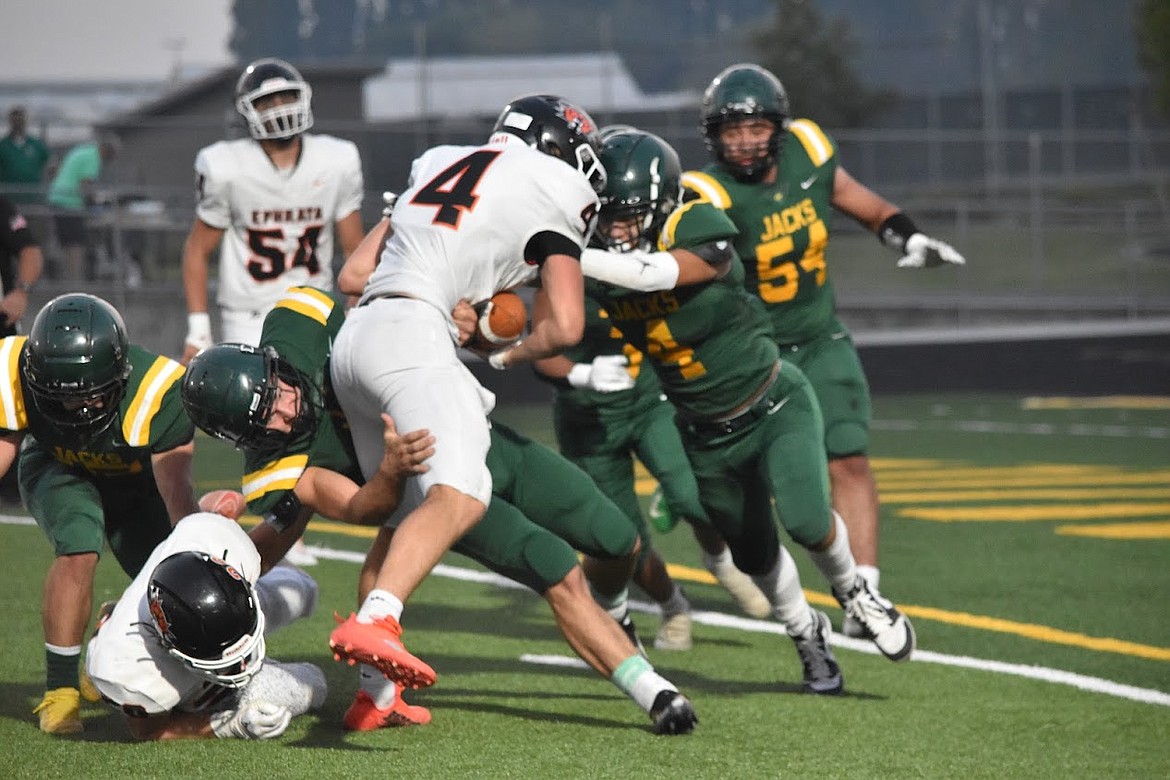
[45,643,81,690]
[359,664,397,709]
[610,654,676,713]
[806,511,858,595]
[658,583,689,617]
[357,589,404,624]
[856,564,880,592]
[751,546,813,637]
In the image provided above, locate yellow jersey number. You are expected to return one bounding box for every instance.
[645,319,706,380]
[754,218,828,303]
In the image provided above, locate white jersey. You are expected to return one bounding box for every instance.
[361,136,598,327]
[85,513,262,716]
[194,133,364,312]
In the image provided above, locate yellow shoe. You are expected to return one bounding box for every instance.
[79,669,101,703]
[33,687,83,735]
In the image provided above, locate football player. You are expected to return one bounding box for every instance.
[181,57,364,363]
[534,287,774,650]
[85,512,324,741]
[180,56,364,568]
[683,64,964,636]
[181,286,698,735]
[325,94,603,693]
[580,128,920,695]
[0,294,200,734]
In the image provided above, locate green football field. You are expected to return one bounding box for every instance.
[2,393,1168,779]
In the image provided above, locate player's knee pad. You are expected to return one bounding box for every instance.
[255,564,318,633]
[824,420,869,459]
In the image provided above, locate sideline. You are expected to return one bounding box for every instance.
[5,513,1167,707]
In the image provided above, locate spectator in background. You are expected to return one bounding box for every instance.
[0,107,51,204]
[46,137,118,282]
[0,195,44,336]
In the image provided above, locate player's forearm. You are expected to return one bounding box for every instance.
[125,710,214,741]
[152,442,199,524]
[337,217,390,296]
[181,249,210,312]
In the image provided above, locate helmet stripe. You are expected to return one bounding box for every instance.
[123,357,185,446]
[789,119,834,167]
[0,336,28,431]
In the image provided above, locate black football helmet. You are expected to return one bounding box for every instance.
[235,58,313,141]
[596,128,682,253]
[148,550,266,689]
[491,94,607,194]
[23,294,131,447]
[700,63,791,182]
[181,343,318,459]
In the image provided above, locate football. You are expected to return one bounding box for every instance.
[471,290,526,349]
[198,489,247,521]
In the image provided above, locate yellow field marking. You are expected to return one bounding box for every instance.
[1022,395,1170,410]
[1057,521,1170,539]
[899,503,1170,522]
[880,487,1170,503]
[876,464,1129,479]
[868,458,950,468]
[878,472,1170,490]
[902,606,1170,662]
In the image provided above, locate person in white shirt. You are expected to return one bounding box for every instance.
[85,512,323,741]
[180,57,364,567]
[181,57,364,362]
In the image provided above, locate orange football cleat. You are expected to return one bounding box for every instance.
[343,688,432,731]
[329,613,437,690]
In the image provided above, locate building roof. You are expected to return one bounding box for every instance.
[364,52,696,120]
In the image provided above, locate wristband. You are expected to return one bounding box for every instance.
[487,349,511,370]
[566,363,592,388]
[878,212,920,251]
[186,312,212,349]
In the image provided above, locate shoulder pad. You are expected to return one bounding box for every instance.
[788,119,835,167]
[122,355,186,446]
[680,171,732,209]
[274,286,336,327]
[0,336,28,431]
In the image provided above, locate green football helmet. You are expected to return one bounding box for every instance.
[700,63,791,182]
[181,343,317,458]
[596,128,682,253]
[23,293,131,446]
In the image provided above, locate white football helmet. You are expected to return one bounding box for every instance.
[235,58,314,141]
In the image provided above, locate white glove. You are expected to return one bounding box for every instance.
[185,312,213,353]
[382,191,399,219]
[567,354,634,392]
[896,233,966,269]
[210,701,292,740]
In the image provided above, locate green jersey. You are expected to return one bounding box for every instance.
[239,287,360,515]
[589,200,777,420]
[684,118,840,344]
[552,284,660,421]
[0,337,191,476]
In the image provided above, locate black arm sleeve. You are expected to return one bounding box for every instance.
[524,230,582,267]
[689,239,735,267]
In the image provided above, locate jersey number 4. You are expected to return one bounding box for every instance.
[246,225,323,281]
[410,150,501,229]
